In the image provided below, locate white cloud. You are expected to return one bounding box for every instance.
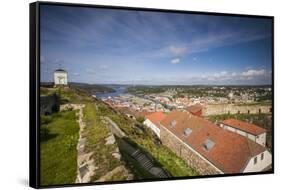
[169,45,187,56]
[242,69,266,77]
[168,46,186,65]
[193,69,270,84]
[241,69,266,80]
[171,58,180,64]
[209,71,228,80]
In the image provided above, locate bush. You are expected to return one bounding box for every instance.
[136,116,145,123]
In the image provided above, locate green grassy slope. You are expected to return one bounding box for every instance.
[40,110,79,185]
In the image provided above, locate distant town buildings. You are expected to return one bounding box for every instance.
[100,86,272,118]
[54,69,68,85]
[102,95,169,114]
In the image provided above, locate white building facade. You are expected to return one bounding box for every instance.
[243,150,272,172]
[219,123,266,147]
[54,69,68,85]
[143,119,160,138]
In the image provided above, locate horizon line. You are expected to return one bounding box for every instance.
[41,81,272,87]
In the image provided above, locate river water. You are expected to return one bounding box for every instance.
[95,85,129,99]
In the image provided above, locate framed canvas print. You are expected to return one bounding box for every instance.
[29,1,274,188]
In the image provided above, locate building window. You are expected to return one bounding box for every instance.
[203,139,215,151]
[183,128,192,137]
[261,153,264,160]
[170,120,177,127]
[254,157,257,164]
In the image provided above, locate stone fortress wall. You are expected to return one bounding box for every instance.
[160,126,222,175]
[40,93,60,115]
[202,104,272,116]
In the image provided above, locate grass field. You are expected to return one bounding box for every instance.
[40,110,79,186]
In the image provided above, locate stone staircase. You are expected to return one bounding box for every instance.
[131,150,169,178]
[102,116,170,179]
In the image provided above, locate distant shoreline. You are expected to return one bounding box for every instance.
[41,82,272,87]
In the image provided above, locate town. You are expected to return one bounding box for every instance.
[100,85,272,118]
[95,84,272,174]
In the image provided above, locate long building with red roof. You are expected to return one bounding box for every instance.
[159,110,272,175]
[219,118,267,146]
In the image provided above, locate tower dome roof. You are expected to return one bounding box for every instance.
[54,69,67,73]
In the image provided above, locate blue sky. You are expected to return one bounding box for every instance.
[40,5,272,85]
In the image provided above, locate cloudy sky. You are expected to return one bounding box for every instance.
[40,5,272,85]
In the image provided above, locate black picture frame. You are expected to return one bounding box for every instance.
[30,1,274,189]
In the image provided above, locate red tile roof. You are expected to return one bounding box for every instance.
[146,112,166,127]
[187,104,203,113]
[160,110,266,174]
[116,107,150,118]
[221,119,266,135]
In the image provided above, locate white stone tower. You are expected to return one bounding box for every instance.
[54,69,68,85]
